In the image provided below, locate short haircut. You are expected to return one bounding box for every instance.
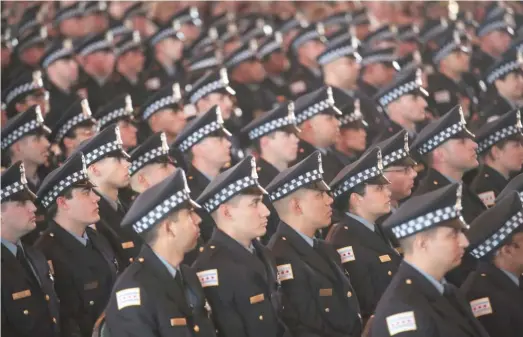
[335,183,366,212]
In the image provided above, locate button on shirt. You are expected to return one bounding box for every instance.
[346,212,376,232]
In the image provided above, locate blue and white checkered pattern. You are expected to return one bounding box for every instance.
[339,110,364,126]
[417,122,465,155]
[55,6,83,23]
[189,57,220,71]
[477,21,511,37]
[295,99,332,124]
[142,95,178,120]
[78,39,112,56]
[133,190,191,234]
[391,205,461,239]
[382,149,408,167]
[98,107,133,129]
[333,165,382,198]
[360,54,396,66]
[40,169,89,208]
[248,116,294,140]
[225,49,256,68]
[433,41,460,64]
[470,210,523,258]
[203,176,258,213]
[2,120,41,150]
[0,181,24,202]
[259,40,281,59]
[486,60,522,84]
[55,113,94,143]
[378,80,419,107]
[5,81,43,106]
[150,27,182,45]
[292,30,320,50]
[84,140,123,165]
[477,124,522,154]
[42,47,72,68]
[129,146,169,175]
[318,45,359,65]
[178,121,221,152]
[116,40,140,56]
[270,169,322,201]
[190,79,227,104]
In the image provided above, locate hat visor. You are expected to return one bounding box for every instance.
[316,179,331,192]
[189,198,202,209]
[71,179,97,190]
[281,124,302,136]
[443,216,469,231]
[367,174,391,186]
[451,128,475,140]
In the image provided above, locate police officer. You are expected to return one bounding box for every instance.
[266,151,364,336]
[2,70,48,119]
[1,105,51,192]
[11,25,48,73]
[94,94,138,151]
[74,125,141,268]
[327,147,401,321]
[193,156,291,337]
[471,109,523,207]
[104,169,217,337]
[357,47,399,99]
[34,152,119,337]
[138,83,186,144]
[461,191,523,337]
[291,86,344,183]
[259,31,293,100]
[1,162,61,337]
[371,183,490,337]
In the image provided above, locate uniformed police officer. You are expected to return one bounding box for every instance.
[34,152,120,337]
[291,86,344,183]
[2,69,48,119]
[461,191,523,337]
[259,31,293,100]
[266,151,364,336]
[74,124,141,268]
[326,147,402,321]
[104,169,217,337]
[193,156,292,337]
[1,162,61,337]
[357,47,399,99]
[370,183,490,337]
[471,109,523,207]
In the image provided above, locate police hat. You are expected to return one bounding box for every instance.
[94,94,135,130]
[2,70,46,114]
[122,168,200,234]
[140,83,183,121]
[186,48,224,73]
[372,130,417,168]
[148,21,185,47]
[476,12,515,37]
[14,25,47,55]
[40,38,74,68]
[476,109,523,155]
[115,31,142,58]
[266,151,329,202]
[467,191,523,260]
[289,22,326,52]
[485,47,523,85]
[359,47,399,68]
[317,35,361,66]
[330,88,367,129]
[75,32,114,57]
[1,105,51,151]
[224,39,259,70]
[129,132,173,176]
[1,161,37,203]
[50,98,98,144]
[497,173,523,202]
[294,86,342,125]
[73,124,130,166]
[169,6,202,27]
[258,31,284,60]
[241,101,300,141]
[432,28,470,64]
[186,68,235,105]
[374,68,428,108]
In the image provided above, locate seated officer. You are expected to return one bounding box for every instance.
[370,184,489,337]
[193,156,291,337]
[94,93,138,151]
[74,125,141,268]
[291,86,344,183]
[471,109,523,207]
[2,69,48,119]
[1,105,51,192]
[266,151,364,336]
[105,169,217,337]
[357,47,399,99]
[1,162,60,337]
[461,191,523,337]
[34,153,120,337]
[326,147,401,321]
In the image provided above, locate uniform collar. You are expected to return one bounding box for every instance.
[1,238,19,256]
[442,173,459,184]
[290,225,314,247]
[63,228,89,246]
[404,260,446,295]
[346,212,376,232]
[153,250,178,279]
[500,267,520,287]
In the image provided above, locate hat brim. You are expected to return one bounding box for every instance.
[367,174,391,186]
[450,128,475,141]
[386,156,417,168]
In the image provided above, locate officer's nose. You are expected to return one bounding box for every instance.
[458,231,469,249]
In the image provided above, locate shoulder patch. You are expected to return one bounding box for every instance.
[277,264,294,281]
[197,269,219,287]
[337,246,355,263]
[434,90,451,103]
[470,297,493,317]
[145,77,161,90]
[478,191,495,207]
[290,81,306,94]
[116,287,141,310]
[386,311,417,336]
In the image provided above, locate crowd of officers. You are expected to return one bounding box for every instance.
[2,1,523,337]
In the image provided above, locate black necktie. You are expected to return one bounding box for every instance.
[16,244,39,286]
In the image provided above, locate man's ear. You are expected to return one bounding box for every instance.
[137,172,148,187]
[88,163,101,177]
[56,195,69,210]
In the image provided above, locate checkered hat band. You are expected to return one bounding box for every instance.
[478,125,520,153]
[361,54,396,66]
[0,182,24,202]
[421,26,448,43]
[270,169,322,201]
[41,170,89,208]
[55,113,92,143]
[143,95,176,120]
[470,210,523,259]
[79,40,112,56]
[226,50,255,68]
[2,120,40,150]
[259,40,281,58]
[292,30,319,49]
[391,206,459,239]
[150,28,177,45]
[378,80,418,107]
[486,60,520,84]
[129,146,167,175]
[132,190,190,234]
[368,31,394,43]
[339,113,363,126]
[5,82,42,105]
[55,8,83,22]
[99,108,133,129]
[248,116,293,140]
[190,80,226,104]
[478,21,509,37]
[110,25,132,37]
[296,99,331,124]
[433,42,459,64]
[418,122,464,155]
[189,58,219,71]
[203,176,258,213]
[179,121,220,152]
[42,48,72,68]
[318,45,357,65]
[19,20,38,36]
[333,166,381,198]
[116,41,140,56]
[18,36,45,52]
[383,149,408,167]
[85,141,122,165]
